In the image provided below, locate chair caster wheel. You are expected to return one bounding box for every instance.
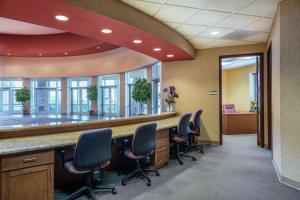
[112,189,117,195]
[121,180,126,186]
[156,172,160,176]
[147,182,151,187]
[192,157,196,161]
[179,160,183,165]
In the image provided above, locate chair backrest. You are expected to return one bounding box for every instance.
[223,104,236,113]
[193,109,203,130]
[177,112,192,136]
[132,122,157,155]
[74,128,112,170]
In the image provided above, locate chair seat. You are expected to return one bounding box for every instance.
[124,149,154,160]
[190,130,200,136]
[64,161,92,174]
[173,135,185,142]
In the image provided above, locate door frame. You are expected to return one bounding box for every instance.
[100,85,118,117]
[267,44,273,150]
[70,87,89,115]
[219,52,264,147]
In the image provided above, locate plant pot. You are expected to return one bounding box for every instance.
[166,104,175,112]
[23,109,28,115]
[89,110,94,116]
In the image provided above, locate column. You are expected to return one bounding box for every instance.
[61,78,67,114]
[120,72,125,117]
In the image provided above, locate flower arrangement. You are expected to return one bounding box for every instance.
[163,86,179,112]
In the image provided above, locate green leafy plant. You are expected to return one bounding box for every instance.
[132,78,152,114]
[15,87,30,114]
[87,85,97,115]
[249,101,257,112]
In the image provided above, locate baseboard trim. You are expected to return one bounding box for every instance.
[272,159,300,190]
[198,140,219,145]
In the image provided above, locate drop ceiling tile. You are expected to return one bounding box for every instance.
[123,0,162,16]
[243,17,273,32]
[163,21,181,29]
[242,32,269,42]
[176,24,207,37]
[154,4,198,23]
[216,14,260,29]
[189,37,215,46]
[197,27,234,39]
[187,10,230,26]
[166,0,210,8]
[203,0,255,13]
[239,0,278,17]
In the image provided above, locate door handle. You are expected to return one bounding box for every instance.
[23,157,37,163]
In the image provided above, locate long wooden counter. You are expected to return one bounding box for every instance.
[222,112,257,135]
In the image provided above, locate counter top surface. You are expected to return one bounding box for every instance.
[222,112,257,115]
[0,116,180,156]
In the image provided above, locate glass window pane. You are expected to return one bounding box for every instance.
[49,81,57,88]
[11,81,23,88]
[0,81,10,87]
[71,81,77,88]
[48,91,56,104]
[79,81,88,87]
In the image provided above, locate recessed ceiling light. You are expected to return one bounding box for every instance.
[38,53,43,56]
[55,15,69,21]
[101,29,112,34]
[6,53,11,56]
[166,54,174,58]
[153,48,161,51]
[133,39,142,44]
[97,46,101,49]
[211,31,220,36]
[64,52,68,55]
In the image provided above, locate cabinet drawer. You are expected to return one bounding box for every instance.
[156,135,169,148]
[155,146,169,167]
[156,130,169,139]
[2,151,54,172]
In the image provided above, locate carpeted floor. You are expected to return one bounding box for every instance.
[57,134,300,200]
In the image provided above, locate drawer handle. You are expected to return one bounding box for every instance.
[23,157,37,163]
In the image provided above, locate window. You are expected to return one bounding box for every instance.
[152,62,161,114]
[31,79,61,115]
[0,78,24,114]
[125,68,147,116]
[67,77,92,115]
[98,74,120,117]
[249,73,257,102]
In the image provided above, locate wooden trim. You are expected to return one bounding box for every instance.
[219,53,265,147]
[267,43,273,150]
[0,112,176,139]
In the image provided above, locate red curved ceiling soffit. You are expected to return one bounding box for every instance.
[0,33,118,57]
[0,0,194,61]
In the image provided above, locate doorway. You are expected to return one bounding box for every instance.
[219,53,264,147]
[101,86,117,116]
[71,88,89,115]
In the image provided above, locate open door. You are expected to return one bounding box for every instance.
[256,54,264,148]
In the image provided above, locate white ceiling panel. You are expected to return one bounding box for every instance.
[122,0,162,16]
[216,14,260,29]
[204,0,255,13]
[239,0,278,17]
[154,4,198,23]
[122,0,278,49]
[166,0,210,8]
[187,10,230,26]
[176,24,207,37]
[243,17,273,32]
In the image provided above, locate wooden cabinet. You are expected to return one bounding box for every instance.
[1,151,54,200]
[153,130,169,168]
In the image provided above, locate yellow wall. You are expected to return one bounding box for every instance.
[162,43,267,144]
[222,65,256,112]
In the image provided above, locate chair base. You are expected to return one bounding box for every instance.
[62,186,97,200]
[175,143,197,165]
[121,161,159,186]
[185,144,204,154]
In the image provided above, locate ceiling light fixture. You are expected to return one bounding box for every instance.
[166,54,174,58]
[64,52,68,55]
[153,48,161,51]
[97,46,101,49]
[133,39,142,44]
[211,31,220,36]
[101,29,112,34]
[55,15,69,21]
[38,53,43,56]
[7,53,11,56]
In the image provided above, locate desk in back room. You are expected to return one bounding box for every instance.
[0,112,178,200]
[222,112,257,135]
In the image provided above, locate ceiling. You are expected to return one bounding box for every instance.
[222,56,257,70]
[0,17,65,35]
[0,0,193,60]
[122,0,279,49]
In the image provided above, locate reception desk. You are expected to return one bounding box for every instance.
[222,112,257,135]
[0,112,178,200]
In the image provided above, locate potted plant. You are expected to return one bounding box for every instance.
[163,86,179,112]
[132,78,152,115]
[15,87,30,115]
[87,85,97,116]
[249,101,257,112]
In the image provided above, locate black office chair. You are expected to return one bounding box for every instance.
[188,109,204,153]
[60,128,117,200]
[172,113,196,165]
[121,122,159,186]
